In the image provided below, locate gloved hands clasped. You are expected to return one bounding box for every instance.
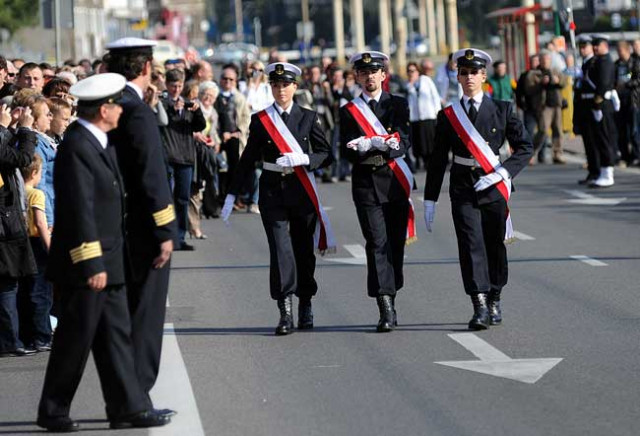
[473,166,511,192]
[346,133,401,154]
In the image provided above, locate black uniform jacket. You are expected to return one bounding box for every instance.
[339,92,411,205]
[573,56,596,132]
[108,86,178,278]
[424,96,533,205]
[47,122,126,288]
[587,53,615,110]
[229,103,333,212]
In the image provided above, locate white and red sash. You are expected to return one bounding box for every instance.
[444,101,515,241]
[345,96,417,243]
[258,105,336,253]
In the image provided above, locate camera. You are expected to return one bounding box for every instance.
[184,101,195,109]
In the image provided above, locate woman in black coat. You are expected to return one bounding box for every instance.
[0,104,37,357]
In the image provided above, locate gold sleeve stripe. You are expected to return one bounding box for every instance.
[153,204,176,227]
[70,241,103,264]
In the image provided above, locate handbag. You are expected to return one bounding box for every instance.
[0,205,28,242]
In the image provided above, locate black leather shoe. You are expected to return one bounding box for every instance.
[37,416,79,432]
[468,294,490,330]
[177,242,195,251]
[376,295,395,332]
[297,298,314,329]
[578,175,597,185]
[154,408,177,418]
[12,347,37,356]
[275,296,294,336]
[487,290,502,326]
[109,410,171,429]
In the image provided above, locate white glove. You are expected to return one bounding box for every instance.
[424,200,436,233]
[592,109,603,122]
[221,194,236,224]
[370,135,388,151]
[276,152,310,168]
[474,171,506,192]
[385,135,400,150]
[357,137,372,154]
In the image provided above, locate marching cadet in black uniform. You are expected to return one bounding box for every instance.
[221,62,334,336]
[37,74,171,432]
[424,49,532,330]
[573,35,599,185]
[104,38,178,416]
[339,51,412,333]
[585,34,617,188]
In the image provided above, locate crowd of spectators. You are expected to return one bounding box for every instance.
[2,35,640,356]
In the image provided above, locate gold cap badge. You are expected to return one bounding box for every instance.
[465,49,474,60]
[275,64,284,75]
[362,53,372,63]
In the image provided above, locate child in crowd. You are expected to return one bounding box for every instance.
[18,154,53,351]
[46,97,73,146]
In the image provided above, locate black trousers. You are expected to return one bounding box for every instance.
[260,202,318,301]
[581,127,600,179]
[127,262,170,408]
[452,199,508,295]
[355,199,409,298]
[410,119,436,169]
[584,105,617,169]
[38,284,145,420]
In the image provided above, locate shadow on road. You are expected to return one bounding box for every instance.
[0,418,107,434]
[166,323,468,336]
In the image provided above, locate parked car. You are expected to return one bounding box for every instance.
[154,40,185,63]
[368,34,430,56]
[206,43,259,65]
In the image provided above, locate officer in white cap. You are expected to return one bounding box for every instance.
[104,37,179,417]
[584,33,617,187]
[424,48,532,330]
[37,73,172,431]
[339,50,412,333]
[574,34,600,185]
[222,62,333,336]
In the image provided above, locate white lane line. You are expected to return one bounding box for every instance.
[570,255,608,267]
[448,333,511,361]
[513,231,535,241]
[323,206,334,211]
[150,323,205,436]
[343,244,366,258]
[564,190,593,199]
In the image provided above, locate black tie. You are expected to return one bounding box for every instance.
[467,100,478,124]
[281,111,289,124]
[368,99,377,113]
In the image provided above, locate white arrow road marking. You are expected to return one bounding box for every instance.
[513,231,535,241]
[570,255,608,267]
[150,323,205,436]
[435,333,563,384]
[564,190,626,206]
[327,244,368,265]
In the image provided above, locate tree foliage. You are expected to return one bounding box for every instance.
[0,0,39,36]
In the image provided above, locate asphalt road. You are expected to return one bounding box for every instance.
[1,158,639,436]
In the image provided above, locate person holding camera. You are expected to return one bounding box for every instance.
[526,50,568,164]
[159,69,206,251]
